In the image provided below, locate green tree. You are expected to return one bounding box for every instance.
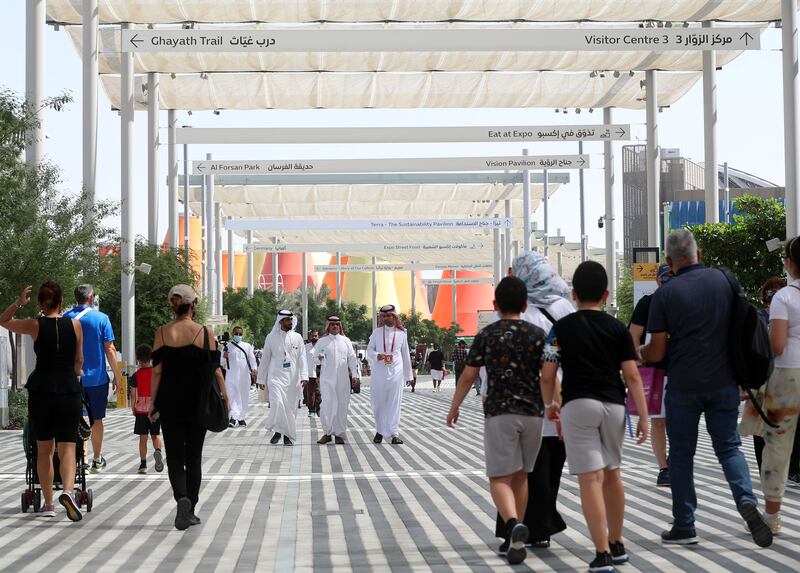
[222,288,280,345]
[399,312,461,353]
[616,267,634,326]
[689,195,786,301]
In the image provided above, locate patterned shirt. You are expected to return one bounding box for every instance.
[466,319,546,418]
[451,345,469,368]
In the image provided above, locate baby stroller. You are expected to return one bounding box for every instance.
[20,399,94,514]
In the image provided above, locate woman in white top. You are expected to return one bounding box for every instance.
[761,236,800,534]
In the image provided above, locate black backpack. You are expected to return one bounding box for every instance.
[718,268,776,427]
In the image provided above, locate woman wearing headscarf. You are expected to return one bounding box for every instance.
[493,251,574,548]
[315,316,361,445]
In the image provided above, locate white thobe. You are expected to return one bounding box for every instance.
[224,341,257,421]
[315,334,360,438]
[257,329,308,439]
[367,326,412,437]
[305,343,318,379]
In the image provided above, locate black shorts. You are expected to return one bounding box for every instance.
[28,391,82,443]
[133,413,161,436]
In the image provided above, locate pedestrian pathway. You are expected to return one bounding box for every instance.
[0,379,797,572]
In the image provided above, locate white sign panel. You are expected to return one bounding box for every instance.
[226,218,513,231]
[243,242,487,253]
[477,310,497,331]
[315,263,493,272]
[422,278,495,285]
[122,29,760,53]
[206,315,228,326]
[178,125,629,145]
[193,155,589,175]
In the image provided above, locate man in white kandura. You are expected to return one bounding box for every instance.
[367,304,413,445]
[224,325,257,428]
[256,310,308,446]
[315,316,361,445]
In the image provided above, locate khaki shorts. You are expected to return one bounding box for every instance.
[483,414,543,478]
[561,399,625,475]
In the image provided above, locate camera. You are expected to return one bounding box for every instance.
[598,216,605,229]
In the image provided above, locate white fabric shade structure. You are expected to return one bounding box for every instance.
[46,0,783,24]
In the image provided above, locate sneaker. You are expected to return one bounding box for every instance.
[238,420,247,427]
[656,468,670,488]
[390,436,404,445]
[787,473,800,488]
[765,513,782,535]
[90,457,107,474]
[189,514,201,526]
[317,435,332,444]
[270,432,282,445]
[661,526,698,545]
[506,521,529,565]
[528,539,550,549]
[283,436,293,446]
[308,411,315,418]
[373,433,383,444]
[175,497,192,531]
[335,436,345,445]
[228,419,236,428]
[58,492,82,522]
[39,503,55,517]
[498,538,509,555]
[154,449,164,472]
[588,551,615,573]
[609,541,629,565]
[138,461,147,474]
[739,500,773,548]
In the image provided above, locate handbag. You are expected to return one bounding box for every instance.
[198,327,229,432]
[626,367,666,417]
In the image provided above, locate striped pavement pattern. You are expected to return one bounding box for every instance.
[0,378,797,572]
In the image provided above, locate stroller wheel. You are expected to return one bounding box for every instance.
[74,489,82,508]
[86,489,93,512]
[21,492,29,513]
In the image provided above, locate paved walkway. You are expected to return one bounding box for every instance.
[0,378,798,572]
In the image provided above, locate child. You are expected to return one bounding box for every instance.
[447,276,548,565]
[129,344,164,474]
[541,261,648,573]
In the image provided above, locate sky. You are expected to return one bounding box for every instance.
[0,4,788,257]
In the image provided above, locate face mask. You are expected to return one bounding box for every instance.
[233,335,243,343]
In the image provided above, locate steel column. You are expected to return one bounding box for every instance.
[147,72,160,244]
[579,140,587,261]
[246,231,254,297]
[227,227,234,290]
[25,0,45,165]
[204,153,214,305]
[167,110,178,248]
[120,22,135,367]
[335,252,342,305]
[522,149,531,252]
[302,253,308,339]
[646,70,661,250]
[504,200,512,270]
[215,204,223,316]
[543,169,550,257]
[182,138,190,272]
[783,0,800,237]
[604,108,617,314]
[371,256,378,331]
[82,0,98,208]
[703,21,719,224]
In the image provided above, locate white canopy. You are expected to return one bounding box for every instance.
[46,1,782,24]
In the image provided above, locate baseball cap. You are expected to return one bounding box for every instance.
[168,284,198,304]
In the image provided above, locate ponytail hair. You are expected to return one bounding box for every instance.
[170,295,195,317]
[38,281,63,313]
[785,236,800,269]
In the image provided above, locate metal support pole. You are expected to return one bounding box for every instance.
[246,231,254,297]
[451,271,458,327]
[167,110,178,248]
[215,204,223,316]
[227,227,234,290]
[25,0,45,165]
[646,70,661,250]
[513,240,520,260]
[522,149,531,252]
[147,72,160,244]
[662,203,672,254]
[724,162,730,223]
[500,233,506,273]
[493,215,501,283]
[204,153,214,304]
[603,108,617,313]
[200,174,206,296]
[410,262,417,317]
[783,0,800,238]
[335,252,342,305]
[543,169,550,257]
[120,22,135,367]
[183,139,190,272]
[272,237,279,294]
[703,21,719,224]
[302,252,308,339]
[557,252,563,277]
[82,0,98,208]
[504,200,512,271]
[579,140,588,262]
[371,256,378,331]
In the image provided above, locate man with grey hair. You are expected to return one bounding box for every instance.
[63,284,123,473]
[640,229,772,548]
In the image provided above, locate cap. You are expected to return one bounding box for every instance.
[168,284,197,304]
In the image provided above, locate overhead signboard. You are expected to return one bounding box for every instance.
[122,28,760,53]
[226,217,513,231]
[315,263,494,272]
[422,278,495,286]
[177,125,629,145]
[243,242,487,253]
[193,155,589,175]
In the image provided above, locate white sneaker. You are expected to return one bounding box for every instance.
[765,513,781,535]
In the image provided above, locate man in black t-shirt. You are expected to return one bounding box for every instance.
[541,261,648,573]
[427,344,445,393]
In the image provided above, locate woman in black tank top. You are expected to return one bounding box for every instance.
[0,282,85,521]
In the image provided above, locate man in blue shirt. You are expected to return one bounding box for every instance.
[641,229,772,549]
[64,284,122,473]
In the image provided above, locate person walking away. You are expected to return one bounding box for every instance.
[149,285,229,530]
[129,344,164,474]
[409,352,420,392]
[447,276,548,565]
[224,326,257,427]
[452,339,469,386]
[427,344,445,393]
[315,316,361,445]
[629,263,673,487]
[541,261,649,572]
[304,330,321,418]
[367,305,413,444]
[257,310,308,446]
[1,283,84,521]
[63,284,122,474]
[640,229,773,548]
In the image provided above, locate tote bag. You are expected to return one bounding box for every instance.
[198,327,229,432]
[626,367,665,417]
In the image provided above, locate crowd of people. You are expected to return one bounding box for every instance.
[1,228,797,570]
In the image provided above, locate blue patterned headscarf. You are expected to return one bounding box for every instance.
[512,251,570,306]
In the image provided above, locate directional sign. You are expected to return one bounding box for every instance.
[122,28,761,53]
[422,278,495,286]
[315,263,494,272]
[193,155,589,176]
[226,218,514,231]
[243,242,488,253]
[177,125,629,145]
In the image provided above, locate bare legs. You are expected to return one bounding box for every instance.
[577,468,625,553]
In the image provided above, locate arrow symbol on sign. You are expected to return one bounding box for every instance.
[129,33,143,48]
[196,163,206,172]
[577,158,586,167]
[636,264,644,273]
[504,219,512,226]
[740,32,754,45]
[615,128,626,137]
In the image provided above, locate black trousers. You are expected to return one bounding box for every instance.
[495,436,567,540]
[161,418,207,511]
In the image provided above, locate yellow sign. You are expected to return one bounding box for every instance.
[633,262,659,282]
[117,361,128,408]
